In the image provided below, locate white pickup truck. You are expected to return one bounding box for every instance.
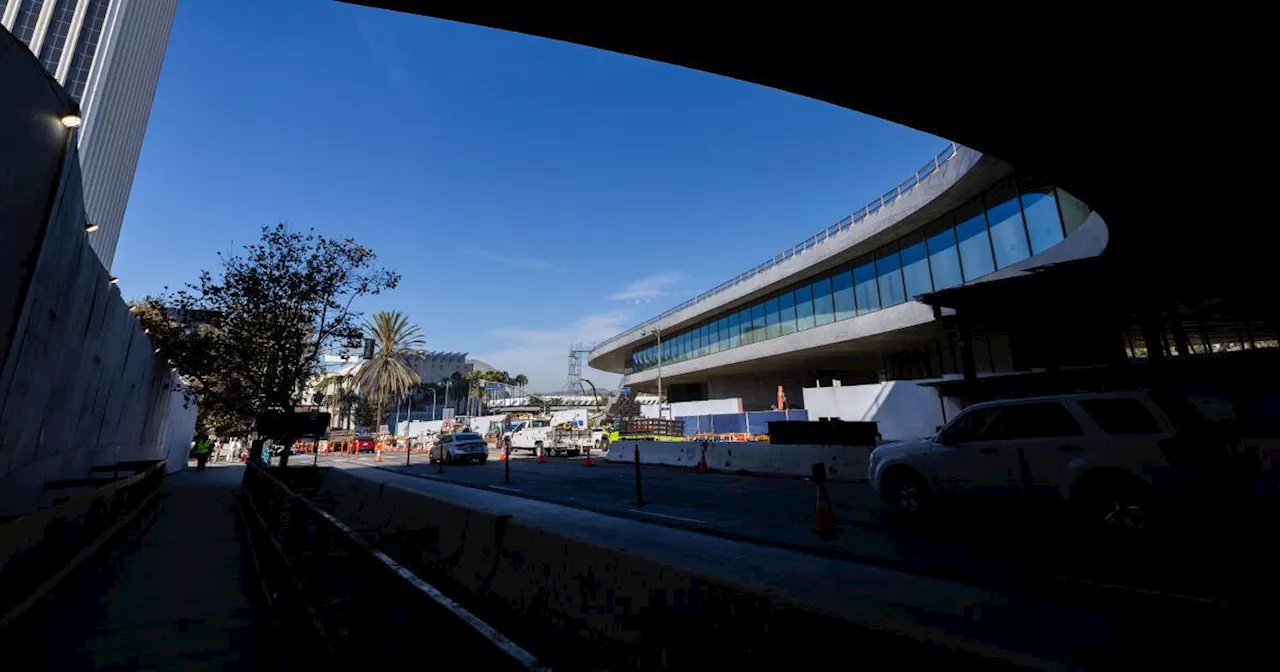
[504,419,554,454]
[504,419,606,457]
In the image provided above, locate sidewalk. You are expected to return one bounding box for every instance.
[41,464,263,670]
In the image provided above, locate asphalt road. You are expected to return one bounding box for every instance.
[308,449,1268,605]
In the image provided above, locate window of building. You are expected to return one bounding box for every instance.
[900,235,932,298]
[812,276,834,326]
[1020,179,1065,255]
[876,249,906,307]
[698,324,710,357]
[65,0,112,102]
[778,290,797,336]
[718,316,729,351]
[984,179,1031,270]
[853,258,879,314]
[1057,187,1090,236]
[1077,398,1162,434]
[38,0,79,75]
[728,311,741,348]
[709,319,721,354]
[794,283,815,331]
[765,298,780,339]
[955,199,995,281]
[751,302,766,342]
[831,269,855,321]
[927,217,962,291]
[12,0,46,46]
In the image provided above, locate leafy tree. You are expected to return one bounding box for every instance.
[134,223,398,466]
[353,311,425,422]
[513,373,529,388]
[352,398,377,429]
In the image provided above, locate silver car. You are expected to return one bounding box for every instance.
[433,432,489,464]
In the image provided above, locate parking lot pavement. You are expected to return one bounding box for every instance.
[311,450,1263,604]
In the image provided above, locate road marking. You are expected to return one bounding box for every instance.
[629,510,707,525]
[490,485,522,493]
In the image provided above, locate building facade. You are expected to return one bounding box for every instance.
[2,0,179,269]
[589,143,1108,410]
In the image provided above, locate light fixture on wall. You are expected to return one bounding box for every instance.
[108,276,119,285]
[143,328,150,335]
[154,347,161,353]
[85,222,99,232]
[59,113,82,129]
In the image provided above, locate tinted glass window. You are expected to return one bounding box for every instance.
[983,403,1083,440]
[853,259,879,314]
[765,298,780,338]
[1057,187,1090,235]
[876,249,905,307]
[794,284,815,330]
[728,311,741,348]
[927,218,962,290]
[900,236,932,298]
[1078,398,1162,434]
[831,270,855,321]
[751,302,766,342]
[955,199,994,281]
[709,319,721,354]
[985,180,1030,269]
[778,291,797,336]
[699,324,710,356]
[812,276,834,326]
[716,317,729,352]
[941,407,1000,444]
[1020,180,1065,254]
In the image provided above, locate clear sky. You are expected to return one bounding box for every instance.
[114,0,943,392]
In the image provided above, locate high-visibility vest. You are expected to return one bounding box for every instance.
[195,439,212,454]
[608,430,620,443]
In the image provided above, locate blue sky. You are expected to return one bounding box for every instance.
[114,0,942,391]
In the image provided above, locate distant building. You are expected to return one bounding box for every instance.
[2,0,179,269]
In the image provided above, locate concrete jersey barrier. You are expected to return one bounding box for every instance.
[314,464,1114,670]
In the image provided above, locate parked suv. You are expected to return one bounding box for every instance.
[868,390,1244,529]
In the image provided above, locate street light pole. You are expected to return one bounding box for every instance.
[430,388,437,421]
[644,327,664,418]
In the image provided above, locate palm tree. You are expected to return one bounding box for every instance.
[354,311,425,424]
[513,373,529,389]
[315,373,357,429]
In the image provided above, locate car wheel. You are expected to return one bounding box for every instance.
[882,468,933,518]
[1073,472,1154,532]
[478,457,487,465]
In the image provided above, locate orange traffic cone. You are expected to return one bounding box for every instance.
[814,484,837,539]
[498,447,507,461]
[536,447,546,464]
[696,441,709,473]
[584,451,594,467]
[375,448,383,463]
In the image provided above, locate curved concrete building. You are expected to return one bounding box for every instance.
[589,144,1106,409]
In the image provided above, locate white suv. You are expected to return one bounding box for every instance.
[869,390,1236,528]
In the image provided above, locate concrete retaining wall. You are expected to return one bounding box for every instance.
[0,32,196,514]
[605,439,870,481]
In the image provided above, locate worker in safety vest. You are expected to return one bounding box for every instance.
[194,433,213,472]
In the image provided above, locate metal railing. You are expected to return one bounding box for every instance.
[594,142,962,354]
[0,460,167,628]
[237,463,546,670]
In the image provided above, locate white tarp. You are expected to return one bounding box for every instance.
[802,381,942,441]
